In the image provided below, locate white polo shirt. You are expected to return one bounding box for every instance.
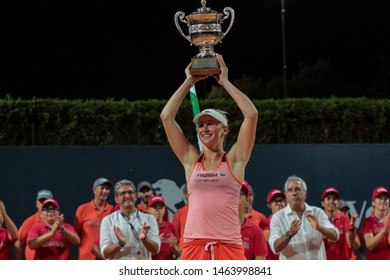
[100,209,160,260]
[269,203,339,260]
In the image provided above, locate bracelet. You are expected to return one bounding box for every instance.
[185,78,194,87]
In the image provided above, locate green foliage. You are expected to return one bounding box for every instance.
[1,97,389,146]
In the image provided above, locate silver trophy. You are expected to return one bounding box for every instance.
[174,0,235,76]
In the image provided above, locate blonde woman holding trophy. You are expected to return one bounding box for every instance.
[160,54,258,260]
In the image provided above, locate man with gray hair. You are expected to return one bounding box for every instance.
[269,175,339,259]
[100,179,160,260]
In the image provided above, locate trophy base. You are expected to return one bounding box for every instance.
[190,57,221,76]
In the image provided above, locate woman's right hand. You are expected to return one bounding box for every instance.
[185,62,208,85]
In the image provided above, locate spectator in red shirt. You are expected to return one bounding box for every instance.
[243,181,266,227]
[28,198,80,260]
[0,200,18,259]
[15,189,53,260]
[361,186,390,260]
[260,188,286,260]
[239,183,267,260]
[338,199,364,259]
[149,195,181,260]
[321,187,360,260]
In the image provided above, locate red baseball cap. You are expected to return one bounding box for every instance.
[267,189,286,203]
[148,195,165,207]
[41,198,60,210]
[321,187,339,200]
[242,180,251,196]
[372,186,390,201]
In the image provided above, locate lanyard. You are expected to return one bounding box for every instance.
[120,211,140,240]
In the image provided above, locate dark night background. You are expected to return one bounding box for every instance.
[1,0,389,100]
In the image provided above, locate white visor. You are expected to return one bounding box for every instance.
[193,109,228,127]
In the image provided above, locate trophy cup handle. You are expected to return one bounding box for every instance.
[174,11,192,44]
[221,7,235,41]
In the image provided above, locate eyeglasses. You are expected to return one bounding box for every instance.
[43,208,58,213]
[272,199,285,204]
[117,190,135,197]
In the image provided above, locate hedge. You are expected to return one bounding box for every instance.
[1,97,389,145]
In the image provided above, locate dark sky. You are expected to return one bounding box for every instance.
[1,0,389,100]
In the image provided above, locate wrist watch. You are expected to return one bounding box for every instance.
[285,231,292,239]
[118,242,125,248]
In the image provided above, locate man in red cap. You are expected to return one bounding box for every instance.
[321,187,360,260]
[361,186,390,259]
[260,188,286,260]
[28,198,80,260]
[148,195,181,260]
[239,182,267,260]
[243,180,266,227]
[15,188,53,260]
